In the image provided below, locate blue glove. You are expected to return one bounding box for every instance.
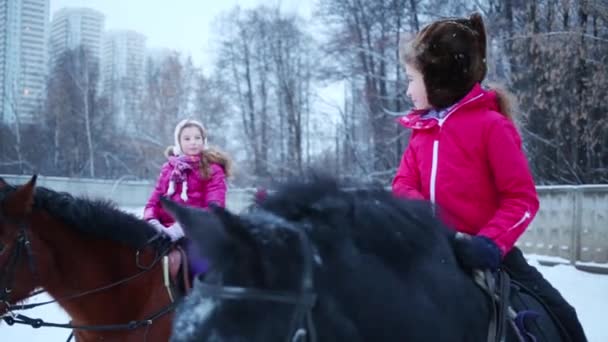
[452,233,502,271]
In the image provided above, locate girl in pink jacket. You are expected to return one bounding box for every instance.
[144,118,232,274]
[393,13,585,341]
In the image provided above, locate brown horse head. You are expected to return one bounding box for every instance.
[0,176,178,341]
[0,175,41,312]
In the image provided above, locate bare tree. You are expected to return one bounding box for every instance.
[140,52,189,143]
[70,48,96,177]
[317,0,412,182]
[269,14,314,176]
[43,46,109,177]
[484,0,608,184]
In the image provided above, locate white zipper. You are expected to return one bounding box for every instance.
[438,93,484,127]
[508,211,532,231]
[430,140,439,205]
[428,92,484,206]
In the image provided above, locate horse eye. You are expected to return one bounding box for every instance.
[0,242,5,255]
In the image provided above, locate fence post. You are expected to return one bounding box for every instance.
[570,187,583,265]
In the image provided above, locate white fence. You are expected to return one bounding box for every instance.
[516,185,608,266]
[0,174,257,212]
[2,174,607,265]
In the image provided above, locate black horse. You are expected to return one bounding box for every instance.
[162,178,564,342]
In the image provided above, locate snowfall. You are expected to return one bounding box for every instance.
[2,208,607,341]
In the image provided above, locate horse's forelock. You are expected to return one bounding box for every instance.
[241,208,314,252]
[172,291,218,341]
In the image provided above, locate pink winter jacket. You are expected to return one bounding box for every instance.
[143,160,227,226]
[392,84,539,255]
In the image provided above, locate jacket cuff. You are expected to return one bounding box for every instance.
[143,208,156,221]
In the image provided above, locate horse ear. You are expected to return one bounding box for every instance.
[6,175,37,216]
[0,177,8,189]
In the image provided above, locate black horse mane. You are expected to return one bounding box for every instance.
[0,178,159,249]
[258,176,447,263]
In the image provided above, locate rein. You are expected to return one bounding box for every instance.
[7,233,170,311]
[0,192,179,337]
[195,280,317,342]
[474,269,515,342]
[1,233,177,333]
[195,215,318,342]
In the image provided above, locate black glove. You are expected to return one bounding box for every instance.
[452,233,502,271]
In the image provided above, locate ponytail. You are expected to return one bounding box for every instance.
[199,147,233,179]
[164,146,176,158]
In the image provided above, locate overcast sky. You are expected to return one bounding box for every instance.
[50,0,314,69]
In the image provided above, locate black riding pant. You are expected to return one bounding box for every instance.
[502,247,587,342]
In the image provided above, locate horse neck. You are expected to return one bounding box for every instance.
[34,214,170,326]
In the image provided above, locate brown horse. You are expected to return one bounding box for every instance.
[0,175,184,341]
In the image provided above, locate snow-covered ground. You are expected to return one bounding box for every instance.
[526,255,608,342]
[2,207,607,341]
[3,256,606,341]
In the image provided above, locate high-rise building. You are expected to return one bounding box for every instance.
[0,0,50,124]
[49,7,104,67]
[101,30,146,131]
[102,30,146,91]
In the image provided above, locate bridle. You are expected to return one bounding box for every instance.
[0,221,37,308]
[0,188,38,308]
[0,187,178,339]
[195,214,318,342]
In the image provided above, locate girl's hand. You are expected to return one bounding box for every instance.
[165,222,185,241]
[452,233,502,271]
